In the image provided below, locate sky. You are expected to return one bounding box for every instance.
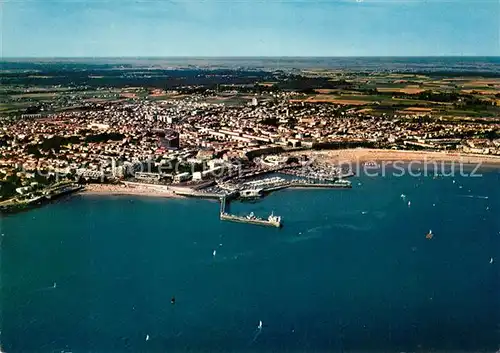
[1,0,499,57]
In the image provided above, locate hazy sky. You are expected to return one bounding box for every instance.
[2,0,499,57]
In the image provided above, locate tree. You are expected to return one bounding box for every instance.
[0,182,17,199]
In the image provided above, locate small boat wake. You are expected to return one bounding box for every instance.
[458,195,489,200]
[307,225,332,233]
[36,282,57,292]
[207,250,255,263]
[285,232,323,244]
[372,211,387,219]
[333,223,372,232]
[249,320,263,345]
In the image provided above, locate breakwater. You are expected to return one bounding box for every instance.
[219,195,282,228]
[173,189,239,200]
[0,183,84,214]
[258,179,353,194]
[219,212,282,228]
[286,181,352,189]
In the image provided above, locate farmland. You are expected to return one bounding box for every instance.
[1,60,500,122]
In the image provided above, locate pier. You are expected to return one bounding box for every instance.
[257,179,353,194]
[286,180,352,189]
[220,212,282,228]
[174,189,239,200]
[219,195,282,228]
[169,175,351,228]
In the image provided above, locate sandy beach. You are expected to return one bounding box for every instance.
[82,183,183,199]
[293,148,500,166]
[80,149,499,198]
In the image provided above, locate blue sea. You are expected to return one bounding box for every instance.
[3,56,500,74]
[1,169,500,353]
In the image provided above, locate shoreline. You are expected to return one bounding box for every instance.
[81,183,184,199]
[291,148,500,166]
[78,149,500,200]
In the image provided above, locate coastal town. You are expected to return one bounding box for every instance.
[3,0,500,349]
[2,66,500,213]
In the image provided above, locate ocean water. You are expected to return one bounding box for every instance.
[1,169,499,353]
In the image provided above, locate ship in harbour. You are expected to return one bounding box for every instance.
[332,179,352,188]
[220,210,282,228]
[239,189,264,200]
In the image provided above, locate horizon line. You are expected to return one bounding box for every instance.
[2,55,500,60]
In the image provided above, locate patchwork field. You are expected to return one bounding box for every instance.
[314,89,340,94]
[461,89,500,95]
[462,79,500,87]
[11,93,58,99]
[377,86,426,94]
[305,95,374,105]
[401,107,433,112]
[2,68,500,120]
[120,92,138,98]
[259,82,278,87]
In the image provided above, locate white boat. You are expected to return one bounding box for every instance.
[268,211,281,225]
[146,334,150,341]
[258,320,263,330]
[213,250,216,257]
[246,212,256,220]
[490,258,494,264]
[333,179,352,187]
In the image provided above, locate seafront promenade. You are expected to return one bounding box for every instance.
[83,182,182,198]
